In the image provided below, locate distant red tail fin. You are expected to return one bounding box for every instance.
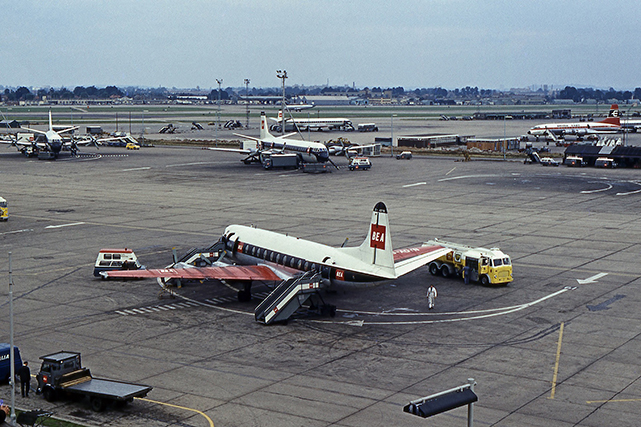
[600,104,620,126]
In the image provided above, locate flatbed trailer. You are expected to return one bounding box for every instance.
[36,351,152,412]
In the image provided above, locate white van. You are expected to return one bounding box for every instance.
[93,248,143,277]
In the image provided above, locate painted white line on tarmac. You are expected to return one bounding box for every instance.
[45,222,85,229]
[581,184,612,194]
[438,174,499,182]
[122,166,151,171]
[402,182,427,188]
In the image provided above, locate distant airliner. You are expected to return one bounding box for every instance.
[528,104,621,139]
[209,111,331,164]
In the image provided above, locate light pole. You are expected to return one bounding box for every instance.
[391,114,397,157]
[216,79,223,147]
[9,252,16,426]
[244,79,250,129]
[277,70,287,134]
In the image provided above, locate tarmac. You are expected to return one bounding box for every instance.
[0,113,641,426]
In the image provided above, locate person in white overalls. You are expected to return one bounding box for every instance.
[426,285,437,309]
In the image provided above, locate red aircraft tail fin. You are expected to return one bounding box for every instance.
[600,104,620,126]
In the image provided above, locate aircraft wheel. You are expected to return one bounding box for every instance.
[428,263,439,276]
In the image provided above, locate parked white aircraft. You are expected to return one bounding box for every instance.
[209,111,331,164]
[269,111,354,132]
[528,104,621,139]
[284,103,315,112]
[0,109,111,158]
[103,202,449,314]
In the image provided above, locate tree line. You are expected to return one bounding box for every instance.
[3,84,641,103]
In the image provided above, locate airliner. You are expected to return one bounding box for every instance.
[103,202,449,301]
[528,104,621,139]
[269,111,354,132]
[0,109,106,158]
[209,111,331,164]
[284,103,315,112]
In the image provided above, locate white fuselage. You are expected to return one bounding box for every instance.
[223,224,396,284]
[528,122,619,136]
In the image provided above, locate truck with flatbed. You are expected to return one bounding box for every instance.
[424,238,512,286]
[36,351,152,412]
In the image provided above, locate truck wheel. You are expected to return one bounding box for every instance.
[441,265,451,278]
[480,275,490,286]
[43,387,56,402]
[428,263,439,276]
[91,397,107,412]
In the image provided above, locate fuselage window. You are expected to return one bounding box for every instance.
[304,261,310,270]
[282,256,288,266]
[276,254,282,264]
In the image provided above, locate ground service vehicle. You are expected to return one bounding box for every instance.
[348,157,371,170]
[126,142,140,150]
[540,157,560,166]
[425,239,512,286]
[357,123,378,132]
[93,248,144,277]
[260,152,299,169]
[36,351,152,412]
[565,156,586,167]
[0,197,7,220]
[396,151,412,160]
[0,343,22,383]
[595,157,617,168]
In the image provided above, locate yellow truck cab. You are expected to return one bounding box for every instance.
[424,239,513,286]
[0,197,7,221]
[93,248,144,277]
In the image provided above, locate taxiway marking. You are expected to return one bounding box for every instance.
[332,287,572,326]
[586,398,641,404]
[122,166,151,171]
[577,272,608,284]
[581,184,612,194]
[138,397,214,427]
[549,322,564,399]
[166,161,216,168]
[45,222,85,229]
[0,229,33,236]
[402,182,427,188]
[438,174,499,182]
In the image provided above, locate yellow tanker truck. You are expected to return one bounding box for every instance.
[424,238,512,286]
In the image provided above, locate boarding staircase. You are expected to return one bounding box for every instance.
[254,271,333,324]
[175,240,225,266]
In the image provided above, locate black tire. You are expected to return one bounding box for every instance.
[43,387,56,402]
[91,397,107,412]
[480,275,490,286]
[441,265,451,278]
[428,263,439,276]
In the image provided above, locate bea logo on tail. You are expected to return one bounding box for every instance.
[370,224,386,249]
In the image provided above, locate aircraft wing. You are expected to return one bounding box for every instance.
[392,244,449,277]
[19,126,47,135]
[103,264,284,281]
[233,133,259,142]
[207,147,253,155]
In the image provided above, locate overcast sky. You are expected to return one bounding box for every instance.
[3,1,640,91]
